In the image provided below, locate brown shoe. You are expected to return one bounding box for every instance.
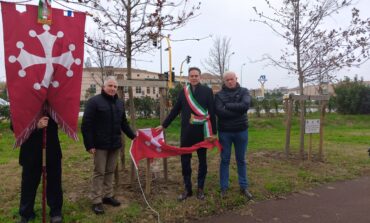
[197,188,205,200]
[220,189,227,199]
[177,190,193,201]
[240,188,253,200]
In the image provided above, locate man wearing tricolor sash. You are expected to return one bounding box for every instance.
[156,67,217,201]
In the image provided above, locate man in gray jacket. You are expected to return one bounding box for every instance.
[215,71,253,199]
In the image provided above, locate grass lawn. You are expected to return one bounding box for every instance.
[0,113,369,222]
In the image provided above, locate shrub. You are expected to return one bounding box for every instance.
[0,105,10,120]
[333,76,370,114]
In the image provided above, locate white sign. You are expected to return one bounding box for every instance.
[305,119,320,134]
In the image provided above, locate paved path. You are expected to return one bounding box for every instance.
[195,176,370,223]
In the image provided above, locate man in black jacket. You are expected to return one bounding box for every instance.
[215,71,253,200]
[156,67,217,201]
[81,76,136,214]
[15,116,63,223]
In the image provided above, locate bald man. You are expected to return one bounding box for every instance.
[215,71,253,200]
[82,76,136,214]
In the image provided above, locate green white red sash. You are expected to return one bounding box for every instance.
[184,84,213,138]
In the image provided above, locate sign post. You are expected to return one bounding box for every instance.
[305,119,320,160]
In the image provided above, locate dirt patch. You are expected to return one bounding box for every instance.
[251,150,327,164]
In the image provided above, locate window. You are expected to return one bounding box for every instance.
[123,86,128,93]
[152,87,156,94]
[147,87,150,94]
[136,87,141,94]
[106,70,113,76]
[89,84,96,94]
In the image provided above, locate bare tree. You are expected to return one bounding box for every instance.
[252,0,370,157]
[66,0,200,129]
[203,36,233,78]
[86,33,124,87]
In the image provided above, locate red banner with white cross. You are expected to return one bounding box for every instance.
[130,128,222,169]
[1,2,86,146]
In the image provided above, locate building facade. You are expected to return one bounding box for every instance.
[81,67,161,101]
[81,68,223,101]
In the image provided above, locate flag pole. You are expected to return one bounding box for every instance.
[42,103,48,223]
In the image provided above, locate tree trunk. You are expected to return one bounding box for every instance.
[125,0,137,184]
[294,0,305,159]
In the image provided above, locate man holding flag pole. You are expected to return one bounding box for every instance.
[1,1,86,222]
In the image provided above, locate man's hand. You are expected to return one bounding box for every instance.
[206,135,217,143]
[155,125,163,132]
[88,148,96,155]
[37,116,49,129]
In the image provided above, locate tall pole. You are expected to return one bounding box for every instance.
[180,55,191,86]
[226,52,235,75]
[180,59,186,86]
[160,38,163,75]
[240,63,246,87]
[164,36,173,88]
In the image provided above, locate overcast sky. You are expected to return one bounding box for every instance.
[1,0,370,89]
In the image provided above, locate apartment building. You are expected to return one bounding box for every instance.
[81,67,161,101]
[81,68,223,101]
[287,83,335,95]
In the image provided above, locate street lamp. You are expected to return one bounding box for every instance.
[163,36,173,88]
[240,63,246,87]
[180,55,191,86]
[227,52,235,71]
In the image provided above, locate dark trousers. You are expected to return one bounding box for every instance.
[181,148,207,192]
[19,159,63,219]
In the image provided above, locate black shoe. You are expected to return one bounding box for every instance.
[177,190,193,201]
[220,189,227,199]
[240,188,253,200]
[18,217,29,223]
[92,203,105,215]
[197,189,205,200]
[18,215,35,223]
[102,197,121,207]
[50,215,62,223]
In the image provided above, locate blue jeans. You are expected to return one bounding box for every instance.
[219,129,249,190]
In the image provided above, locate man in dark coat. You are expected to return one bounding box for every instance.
[156,67,217,201]
[15,116,63,223]
[81,76,136,214]
[215,71,253,200]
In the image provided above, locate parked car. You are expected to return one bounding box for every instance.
[0,98,9,106]
[0,98,10,120]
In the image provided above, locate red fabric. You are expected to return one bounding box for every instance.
[130,128,222,169]
[1,2,85,146]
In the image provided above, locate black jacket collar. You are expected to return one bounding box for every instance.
[190,83,201,92]
[101,89,118,101]
[222,83,241,92]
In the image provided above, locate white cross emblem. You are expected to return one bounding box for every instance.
[143,131,163,153]
[8,24,81,90]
